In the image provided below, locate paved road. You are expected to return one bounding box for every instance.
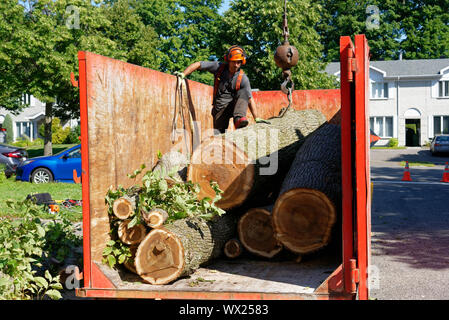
[369,148,449,300]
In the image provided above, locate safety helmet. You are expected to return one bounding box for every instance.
[224,45,246,65]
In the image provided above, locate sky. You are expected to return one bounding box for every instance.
[218,0,230,15]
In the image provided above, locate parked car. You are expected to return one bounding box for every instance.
[0,143,28,178]
[430,134,449,155]
[16,144,81,183]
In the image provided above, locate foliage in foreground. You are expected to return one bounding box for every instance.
[102,163,225,269]
[0,199,82,300]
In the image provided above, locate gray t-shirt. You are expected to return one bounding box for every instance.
[200,61,252,110]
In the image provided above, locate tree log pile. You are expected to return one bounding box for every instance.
[103,113,343,285]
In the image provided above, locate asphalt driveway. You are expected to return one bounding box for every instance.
[369,147,449,300]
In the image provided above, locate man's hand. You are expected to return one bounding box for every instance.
[173,71,185,80]
[255,117,270,124]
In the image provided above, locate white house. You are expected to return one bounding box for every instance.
[325,58,449,146]
[0,94,78,142]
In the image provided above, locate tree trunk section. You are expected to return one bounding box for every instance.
[112,195,136,220]
[141,208,168,228]
[152,150,189,182]
[117,220,147,245]
[224,238,244,259]
[187,108,327,209]
[135,214,236,285]
[43,102,53,156]
[237,206,282,258]
[272,123,341,255]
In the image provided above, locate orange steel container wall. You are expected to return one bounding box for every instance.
[75,35,370,299]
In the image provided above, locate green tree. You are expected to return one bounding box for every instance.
[317,0,402,62]
[130,0,223,85]
[317,0,449,62]
[0,0,160,155]
[2,114,14,144]
[400,1,449,59]
[214,0,337,90]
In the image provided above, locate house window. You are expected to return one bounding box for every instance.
[370,116,394,138]
[21,94,31,105]
[16,122,31,139]
[371,82,389,99]
[434,116,449,135]
[438,81,449,97]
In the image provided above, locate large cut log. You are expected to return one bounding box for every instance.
[237,206,283,258]
[272,123,341,255]
[135,214,236,285]
[187,108,327,209]
[112,195,136,220]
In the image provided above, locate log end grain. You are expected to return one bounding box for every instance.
[224,238,244,259]
[187,137,255,209]
[141,208,169,229]
[135,229,185,285]
[238,208,283,258]
[112,196,136,220]
[117,220,147,245]
[272,188,336,255]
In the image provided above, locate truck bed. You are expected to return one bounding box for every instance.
[97,251,339,297]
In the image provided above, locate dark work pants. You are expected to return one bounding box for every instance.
[211,98,248,134]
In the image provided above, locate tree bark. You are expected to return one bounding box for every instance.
[187,108,327,209]
[43,102,53,156]
[152,150,189,182]
[135,214,236,285]
[272,123,341,255]
[237,206,283,258]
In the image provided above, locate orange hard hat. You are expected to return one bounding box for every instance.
[224,45,246,65]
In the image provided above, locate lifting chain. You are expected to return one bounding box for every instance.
[274,0,298,117]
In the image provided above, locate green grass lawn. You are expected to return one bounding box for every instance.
[0,178,82,222]
[400,161,435,167]
[26,144,77,158]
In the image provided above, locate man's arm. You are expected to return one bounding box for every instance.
[182,61,201,77]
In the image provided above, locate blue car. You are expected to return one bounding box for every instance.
[16,144,81,183]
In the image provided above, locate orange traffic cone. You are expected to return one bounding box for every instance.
[402,161,412,181]
[441,162,449,183]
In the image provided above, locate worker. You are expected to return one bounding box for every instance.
[175,45,268,134]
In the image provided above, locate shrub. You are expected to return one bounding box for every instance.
[63,125,81,144]
[38,118,71,144]
[0,199,82,300]
[3,114,13,144]
[388,138,399,148]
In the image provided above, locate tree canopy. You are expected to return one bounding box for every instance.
[317,0,449,62]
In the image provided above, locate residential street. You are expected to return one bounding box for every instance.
[369,148,449,300]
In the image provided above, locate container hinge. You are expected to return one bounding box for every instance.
[349,258,360,293]
[347,48,357,82]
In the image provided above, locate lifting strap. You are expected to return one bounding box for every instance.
[212,64,244,105]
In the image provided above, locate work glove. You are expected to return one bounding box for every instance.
[255,117,270,124]
[173,71,185,80]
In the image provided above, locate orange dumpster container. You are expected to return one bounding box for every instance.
[75,35,371,300]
